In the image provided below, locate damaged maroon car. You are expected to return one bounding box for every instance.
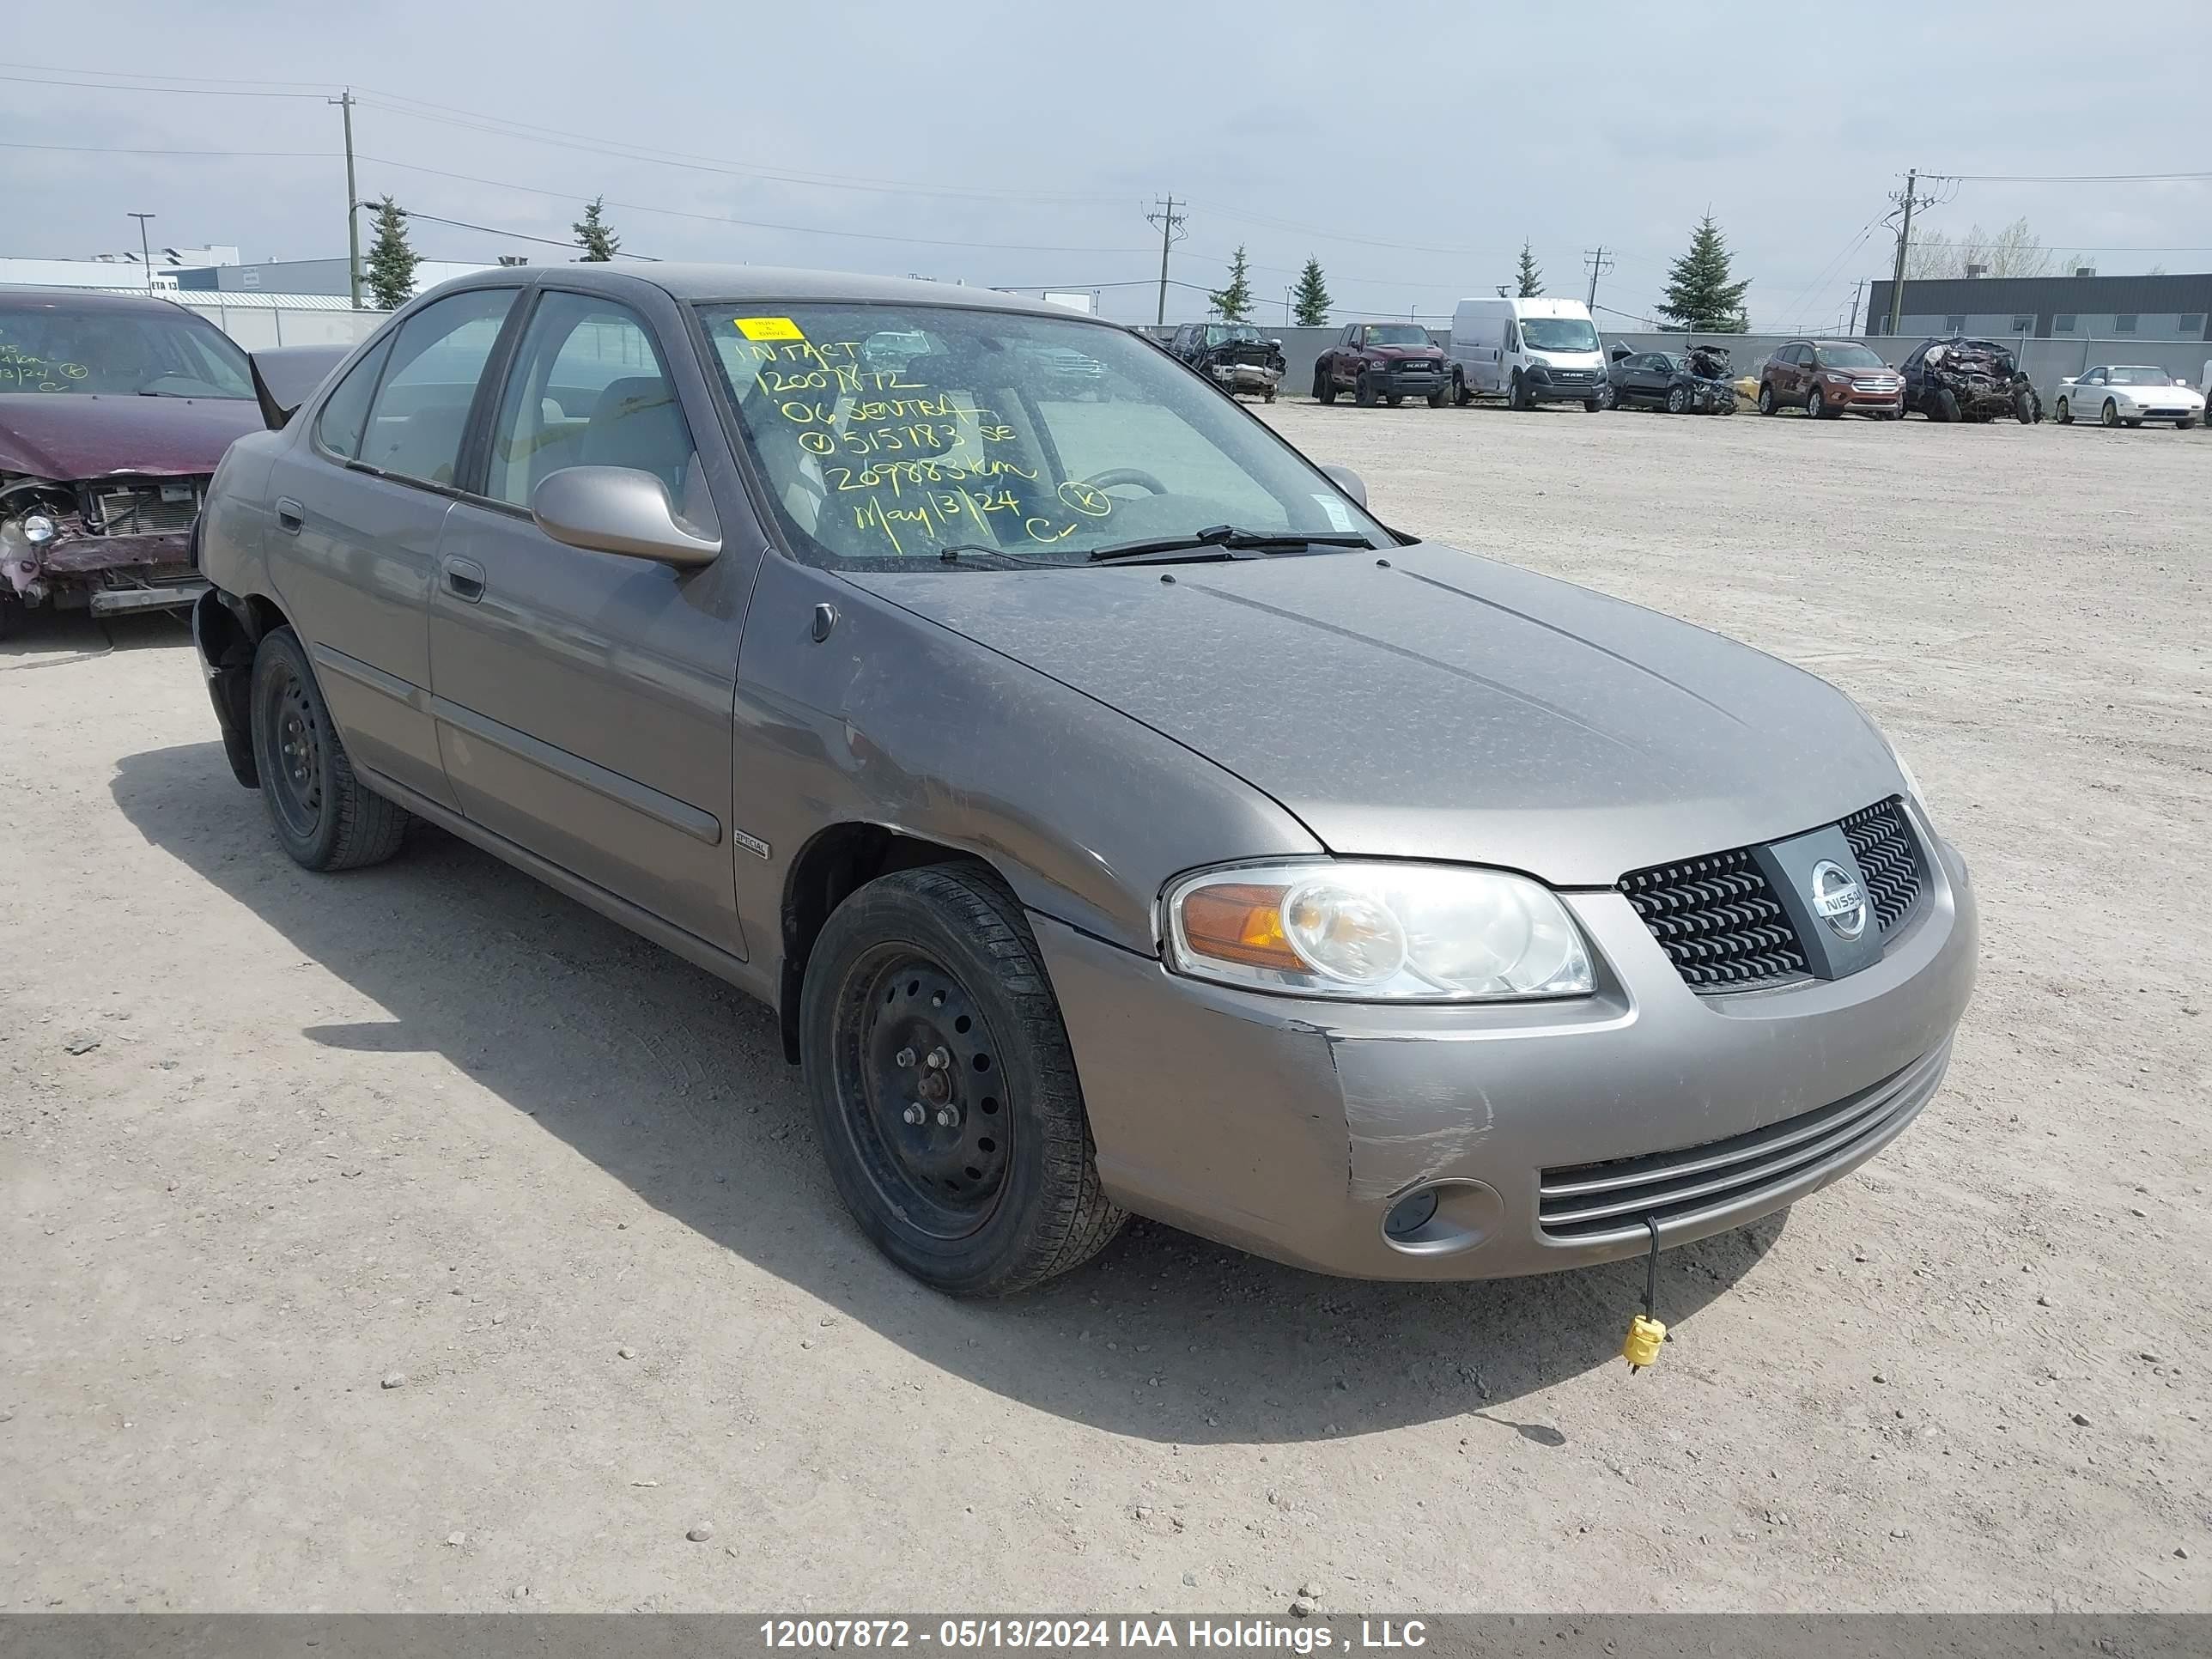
[1,289,267,632]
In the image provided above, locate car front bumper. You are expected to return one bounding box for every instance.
[1211,363,1284,393]
[1523,374,1607,404]
[1363,363,1449,394]
[1037,808,1977,1280]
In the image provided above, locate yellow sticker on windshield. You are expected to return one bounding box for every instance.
[734,316,805,342]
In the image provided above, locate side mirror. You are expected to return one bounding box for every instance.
[1609,344,1631,362]
[532,465,720,568]
[1319,465,1367,507]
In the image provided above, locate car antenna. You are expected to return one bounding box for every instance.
[1622,1216,1667,1374]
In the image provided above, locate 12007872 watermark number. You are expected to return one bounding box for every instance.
[759,1619,1428,1652]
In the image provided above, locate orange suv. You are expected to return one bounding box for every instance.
[1757,340,1905,420]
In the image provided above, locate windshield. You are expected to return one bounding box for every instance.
[1204,324,1263,346]
[2108,366,2173,386]
[1519,317,1601,354]
[698,303,1390,569]
[0,303,254,398]
[1814,343,1887,369]
[1361,325,1430,346]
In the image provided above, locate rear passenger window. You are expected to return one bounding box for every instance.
[313,337,392,461]
[360,289,516,488]
[485,292,705,525]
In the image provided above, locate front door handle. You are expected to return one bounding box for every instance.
[441,556,487,604]
[276,498,304,534]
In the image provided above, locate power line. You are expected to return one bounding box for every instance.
[1926,169,2212,184]
[378,205,661,261]
[0,70,325,99]
[352,155,1151,255]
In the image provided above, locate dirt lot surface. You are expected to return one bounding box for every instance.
[4,404,2208,1613]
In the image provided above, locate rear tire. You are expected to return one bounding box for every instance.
[249,625,410,872]
[799,864,1126,1297]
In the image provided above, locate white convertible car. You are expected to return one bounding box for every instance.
[2053,364,2205,428]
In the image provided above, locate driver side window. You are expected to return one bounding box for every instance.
[485,292,705,526]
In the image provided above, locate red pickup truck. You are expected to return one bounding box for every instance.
[1311,323,1451,407]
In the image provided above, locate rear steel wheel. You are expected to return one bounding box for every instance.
[248,625,410,872]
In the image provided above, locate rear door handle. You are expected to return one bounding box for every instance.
[441,555,487,604]
[276,498,304,534]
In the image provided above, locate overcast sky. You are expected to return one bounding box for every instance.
[9,0,2209,330]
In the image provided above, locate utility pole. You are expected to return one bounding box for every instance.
[332,89,362,309]
[1884,168,1933,337]
[1145,196,1186,327]
[1583,245,1614,311]
[127,212,155,292]
[1846,276,1865,336]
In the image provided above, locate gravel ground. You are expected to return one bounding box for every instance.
[3,404,2207,1613]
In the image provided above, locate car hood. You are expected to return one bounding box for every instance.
[843,543,1903,887]
[1371,345,1442,360]
[0,392,263,481]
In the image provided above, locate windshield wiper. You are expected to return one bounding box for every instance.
[1085,526,1372,565]
[933,544,1062,568]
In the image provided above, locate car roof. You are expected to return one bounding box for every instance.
[422,262,1085,322]
[0,286,217,317]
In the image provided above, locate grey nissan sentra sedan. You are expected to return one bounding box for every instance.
[191,266,1977,1297]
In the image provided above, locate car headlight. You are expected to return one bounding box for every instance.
[21,513,57,546]
[1162,861,1594,1001]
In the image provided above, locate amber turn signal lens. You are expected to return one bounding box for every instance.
[1178,882,1300,971]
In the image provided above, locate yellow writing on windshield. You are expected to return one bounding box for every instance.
[0,343,91,392]
[762,327,1110,556]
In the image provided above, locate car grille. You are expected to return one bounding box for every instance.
[1535,1043,1946,1242]
[1839,799,1923,934]
[1620,797,1924,994]
[90,484,202,535]
[1618,848,1809,992]
[1851,379,1899,392]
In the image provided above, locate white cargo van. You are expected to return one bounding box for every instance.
[1450,296,1608,410]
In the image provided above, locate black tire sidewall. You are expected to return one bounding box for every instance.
[250,627,342,868]
[799,868,1095,1296]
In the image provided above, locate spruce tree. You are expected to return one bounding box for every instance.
[1207,246,1255,322]
[363,196,418,311]
[1291,257,1332,326]
[1656,214,1751,332]
[1516,240,1543,298]
[573,197,621,262]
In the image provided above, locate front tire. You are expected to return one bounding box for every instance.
[249,625,410,872]
[1665,384,1689,415]
[1427,386,1449,408]
[2101,398,2119,428]
[1757,382,1777,415]
[799,865,1126,1297]
[1355,373,1377,408]
[2056,398,2072,424]
[1934,387,1960,422]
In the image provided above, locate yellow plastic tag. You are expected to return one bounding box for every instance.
[1622,1312,1666,1371]
[734,316,805,342]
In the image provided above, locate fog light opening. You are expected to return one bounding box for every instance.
[1383,1188,1439,1241]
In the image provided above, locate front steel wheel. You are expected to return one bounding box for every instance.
[801,865,1125,1296]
